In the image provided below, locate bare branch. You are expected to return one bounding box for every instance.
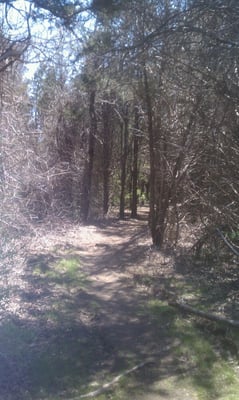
[169,300,239,328]
[216,228,239,257]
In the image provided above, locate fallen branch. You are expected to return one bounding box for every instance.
[169,300,239,328]
[70,345,172,399]
[78,360,151,399]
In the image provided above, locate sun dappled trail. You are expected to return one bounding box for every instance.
[1,212,239,399]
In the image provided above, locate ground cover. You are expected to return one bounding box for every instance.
[0,212,239,399]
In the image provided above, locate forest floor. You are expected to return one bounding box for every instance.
[1,208,239,400]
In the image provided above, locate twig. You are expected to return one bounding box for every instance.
[70,346,172,399]
[216,228,239,257]
[79,361,151,398]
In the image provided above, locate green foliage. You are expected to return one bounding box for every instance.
[226,229,239,242]
[91,0,127,16]
[32,0,81,24]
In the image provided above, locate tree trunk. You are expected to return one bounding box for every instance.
[56,113,74,216]
[102,101,112,216]
[143,67,159,244]
[131,106,139,218]
[81,90,96,222]
[119,104,129,219]
[143,64,170,248]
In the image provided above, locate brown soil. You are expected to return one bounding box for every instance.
[25,212,173,365]
[1,209,238,399]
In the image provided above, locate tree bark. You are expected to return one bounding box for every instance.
[131,106,140,218]
[143,66,165,246]
[119,104,129,219]
[81,90,96,222]
[102,101,112,216]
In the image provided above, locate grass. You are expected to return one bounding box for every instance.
[1,246,239,400]
[130,296,239,400]
[0,320,36,360]
[33,255,89,289]
[28,335,100,397]
[0,252,100,400]
[82,299,239,400]
[144,299,239,400]
[0,306,101,399]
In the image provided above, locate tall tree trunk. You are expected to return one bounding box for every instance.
[81,90,96,222]
[102,101,112,216]
[144,64,170,247]
[56,113,74,216]
[119,104,129,219]
[131,105,140,218]
[143,67,159,243]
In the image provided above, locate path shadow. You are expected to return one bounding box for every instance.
[0,258,178,400]
[2,215,234,400]
[0,217,180,400]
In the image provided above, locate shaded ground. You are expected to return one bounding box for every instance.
[0,210,239,399]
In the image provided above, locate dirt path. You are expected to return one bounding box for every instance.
[0,213,196,399]
[3,213,239,399]
[72,218,169,370]
[58,216,182,399]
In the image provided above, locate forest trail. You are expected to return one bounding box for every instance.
[65,215,197,400]
[1,211,185,400]
[2,210,238,399]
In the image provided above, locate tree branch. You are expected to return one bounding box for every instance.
[70,345,173,399]
[169,300,239,328]
[216,228,239,257]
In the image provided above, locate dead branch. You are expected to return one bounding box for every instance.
[169,300,239,328]
[78,361,151,399]
[70,345,172,399]
[216,228,239,257]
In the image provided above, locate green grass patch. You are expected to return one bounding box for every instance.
[0,318,107,400]
[143,299,239,400]
[172,317,239,400]
[141,299,177,335]
[147,299,175,317]
[29,341,97,395]
[33,255,89,289]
